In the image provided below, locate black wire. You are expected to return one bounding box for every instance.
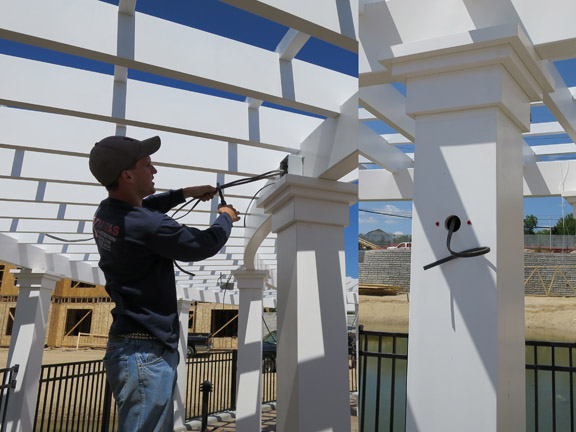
[46,169,286,285]
[174,260,196,277]
[172,169,284,222]
[445,218,490,258]
[44,233,94,242]
[243,182,276,228]
[171,197,202,221]
[217,170,284,190]
[423,217,490,270]
[219,273,234,309]
[359,209,412,219]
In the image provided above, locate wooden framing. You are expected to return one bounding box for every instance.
[0,261,241,349]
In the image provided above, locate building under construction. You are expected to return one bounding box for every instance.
[0,261,241,350]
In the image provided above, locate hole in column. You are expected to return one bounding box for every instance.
[445,215,461,232]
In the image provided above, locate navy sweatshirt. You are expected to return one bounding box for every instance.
[93,189,233,351]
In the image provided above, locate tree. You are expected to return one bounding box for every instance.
[553,213,575,235]
[524,214,538,234]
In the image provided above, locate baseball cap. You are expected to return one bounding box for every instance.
[89,135,161,186]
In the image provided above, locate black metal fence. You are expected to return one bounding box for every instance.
[31,348,358,430]
[0,364,19,432]
[358,328,576,432]
[33,352,245,430]
[262,358,277,404]
[526,340,576,432]
[358,329,408,432]
[184,351,238,420]
[35,360,116,432]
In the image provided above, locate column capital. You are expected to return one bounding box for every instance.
[12,268,61,290]
[258,174,357,233]
[562,191,576,208]
[177,297,193,308]
[232,269,268,291]
[380,24,554,131]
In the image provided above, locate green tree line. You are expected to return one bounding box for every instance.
[524,213,575,235]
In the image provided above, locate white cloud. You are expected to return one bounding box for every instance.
[359,216,379,224]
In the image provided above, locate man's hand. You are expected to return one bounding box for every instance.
[218,204,241,222]
[183,185,217,202]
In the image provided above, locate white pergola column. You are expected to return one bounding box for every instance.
[232,269,268,432]
[562,193,576,211]
[6,269,60,432]
[174,296,193,429]
[394,44,553,431]
[260,174,357,432]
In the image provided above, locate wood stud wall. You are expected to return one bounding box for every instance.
[0,261,240,349]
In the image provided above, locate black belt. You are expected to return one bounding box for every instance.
[109,332,157,342]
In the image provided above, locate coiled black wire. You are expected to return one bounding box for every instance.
[44,169,286,278]
[423,216,490,270]
[170,169,284,221]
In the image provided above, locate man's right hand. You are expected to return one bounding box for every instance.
[218,204,241,222]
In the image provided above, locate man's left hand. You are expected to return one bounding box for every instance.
[183,185,218,201]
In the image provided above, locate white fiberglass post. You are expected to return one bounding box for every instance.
[6,269,60,432]
[175,296,193,429]
[388,37,554,431]
[260,174,357,432]
[233,269,268,432]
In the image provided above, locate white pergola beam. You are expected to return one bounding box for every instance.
[276,29,311,61]
[0,55,325,152]
[359,160,576,201]
[359,84,415,141]
[358,167,415,201]
[0,106,291,177]
[300,93,359,180]
[527,121,567,136]
[511,0,576,61]
[543,63,576,143]
[0,0,355,118]
[222,0,358,53]
[359,123,413,172]
[532,143,576,156]
[362,0,576,62]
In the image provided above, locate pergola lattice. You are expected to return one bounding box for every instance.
[0,1,358,431]
[0,0,358,303]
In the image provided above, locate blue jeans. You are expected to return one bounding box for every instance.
[103,338,179,432]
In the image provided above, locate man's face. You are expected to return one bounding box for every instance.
[127,156,157,197]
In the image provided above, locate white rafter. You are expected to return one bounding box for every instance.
[0,0,358,303]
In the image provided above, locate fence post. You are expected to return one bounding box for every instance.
[101,380,113,432]
[0,364,19,431]
[230,350,238,411]
[5,270,60,432]
[200,380,212,432]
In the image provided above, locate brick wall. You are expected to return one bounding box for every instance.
[359,250,576,296]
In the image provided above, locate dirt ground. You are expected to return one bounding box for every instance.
[359,294,576,342]
[2,295,575,367]
[0,346,106,369]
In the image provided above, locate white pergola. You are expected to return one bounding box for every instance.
[359,1,576,432]
[0,1,358,431]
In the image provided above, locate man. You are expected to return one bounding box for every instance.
[89,135,240,431]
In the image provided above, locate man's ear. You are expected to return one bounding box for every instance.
[120,170,134,183]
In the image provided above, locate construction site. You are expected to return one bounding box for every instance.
[0,261,250,351]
